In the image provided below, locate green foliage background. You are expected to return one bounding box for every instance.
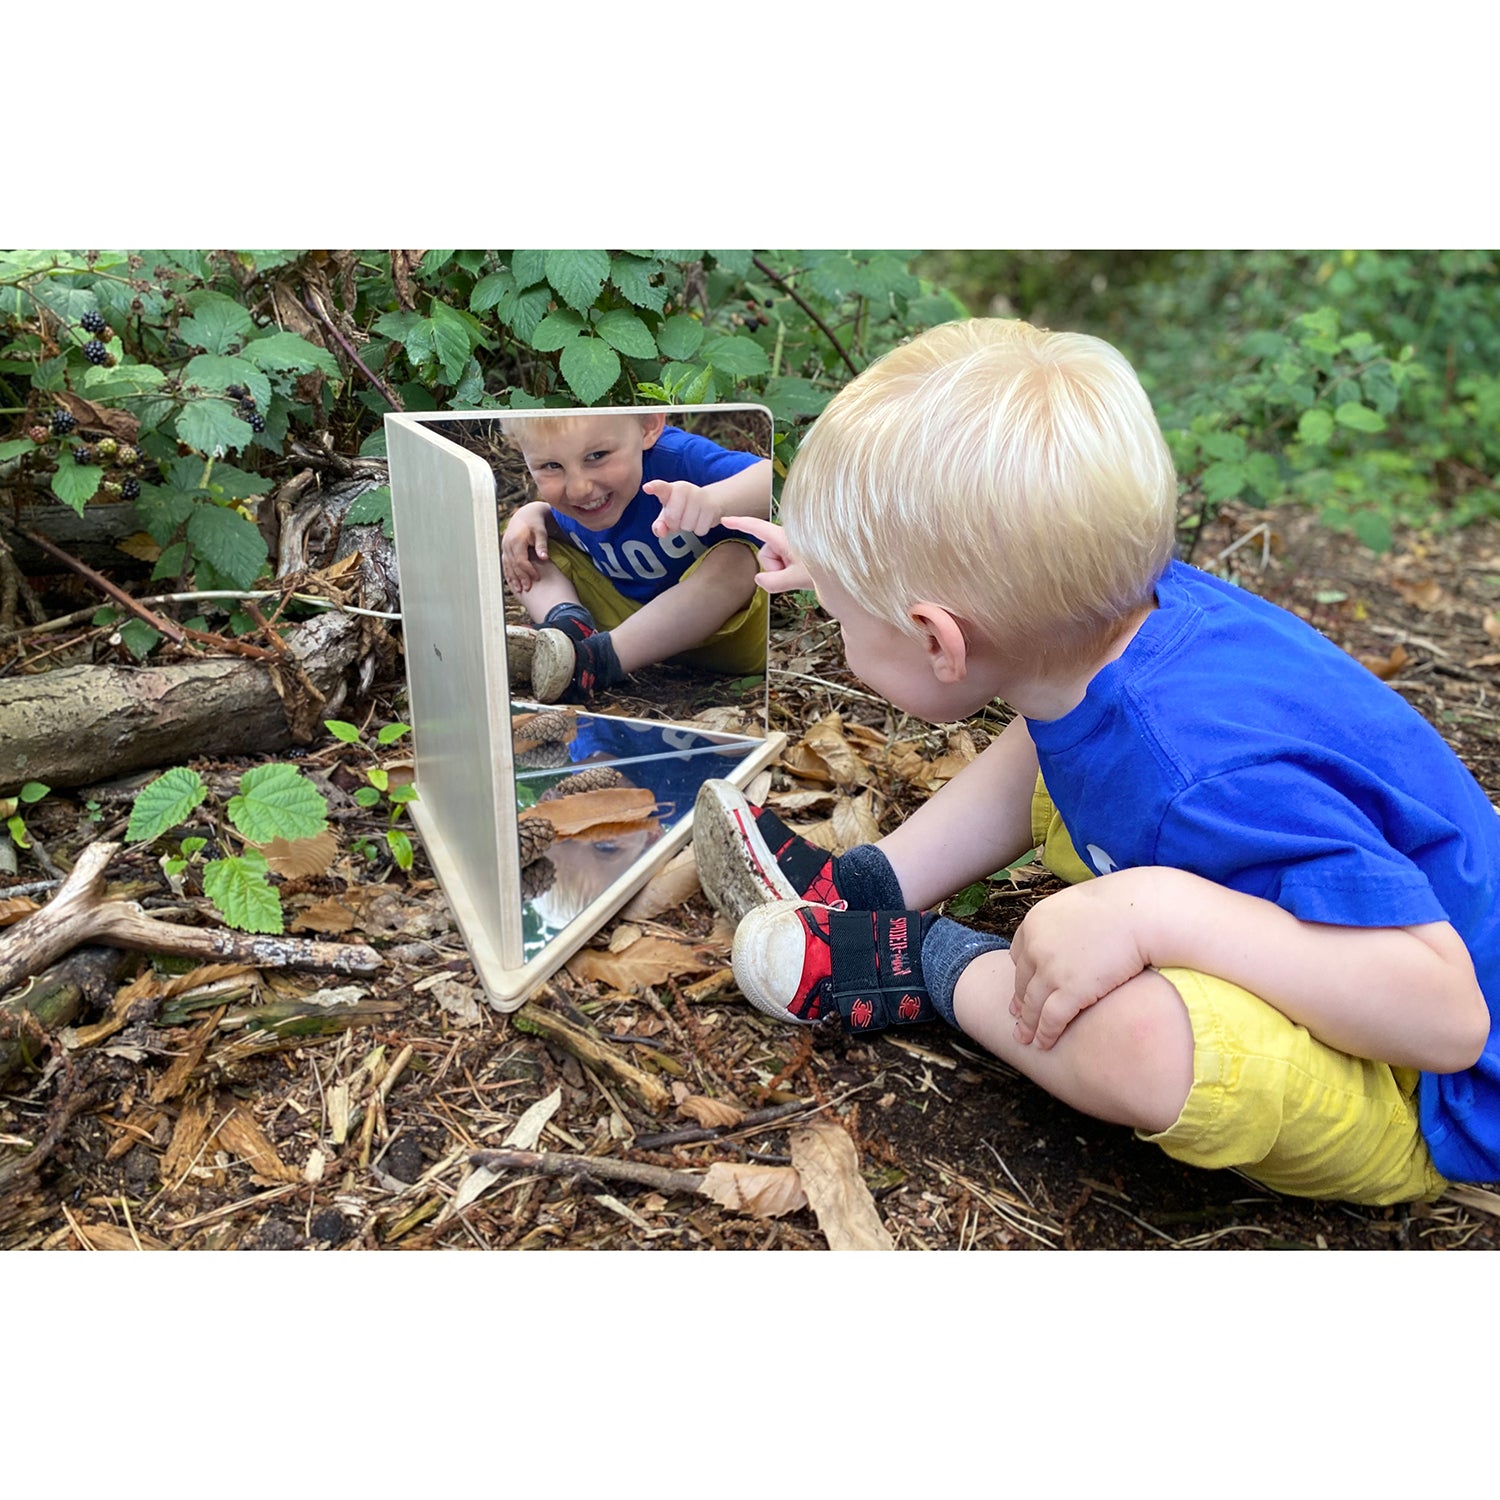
[3,247,1497,629]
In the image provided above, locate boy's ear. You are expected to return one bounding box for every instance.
[909,602,969,683]
[638,412,667,449]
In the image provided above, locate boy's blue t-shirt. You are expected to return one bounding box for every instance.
[551,426,761,604]
[1026,560,1500,1184]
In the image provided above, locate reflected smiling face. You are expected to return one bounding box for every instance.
[515,412,667,532]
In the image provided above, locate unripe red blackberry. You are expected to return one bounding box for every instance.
[28,424,49,444]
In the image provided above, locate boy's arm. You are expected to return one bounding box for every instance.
[646,458,772,538]
[501,500,557,594]
[1009,865,1489,1073]
[879,715,1042,910]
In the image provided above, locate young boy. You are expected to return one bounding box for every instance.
[500,410,772,702]
[693,317,1500,1207]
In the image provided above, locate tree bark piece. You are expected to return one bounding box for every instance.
[0,610,365,795]
[511,1000,671,1114]
[0,842,381,999]
[0,945,130,1087]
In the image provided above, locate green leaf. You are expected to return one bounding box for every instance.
[500,286,552,343]
[545,249,611,310]
[178,292,255,355]
[708,249,753,277]
[1244,450,1282,499]
[388,783,419,805]
[177,399,254,456]
[1198,431,1247,463]
[530,309,586,352]
[1351,510,1394,553]
[19,782,49,804]
[1296,306,1341,341]
[367,767,389,792]
[51,452,103,515]
[354,786,382,808]
[680,364,716,404]
[150,541,188,582]
[1297,408,1335,445]
[181,836,208,858]
[202,464,273,500]
[471,269,514,313]
[761,377,832,422]
[428,299,481,383]
[376,722,411,745]
[594,309,656,360]
[655,314,704,361]
[344,485,392,536]
[186,503,267,590]
[386,827,415,872]
[698,334,770,379]
[118,619,162,659]
[243,330,341,379]
[946,882,988,919]
[81,363,168,398]
[511,249,548,288]
[1334,401,1386,434]
[203,853,283,934]
[325,720,362,743]
[127,766,209,843]
[227,763,329,843]
[1200,460,1246,502]
[610,255,668,312]
[559,338,621,404]
[0,437,36,462]
[7,816,30,850]
[184,353,271,411]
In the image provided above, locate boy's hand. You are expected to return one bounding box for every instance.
[644,479,723,538]
[1008,874,1155,1049]
[720,515,816,594]
[502,502,551,594]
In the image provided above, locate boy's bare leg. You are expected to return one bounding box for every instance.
[608,544,759,674]
[953,949,1194,1132]
[513,560,581,625]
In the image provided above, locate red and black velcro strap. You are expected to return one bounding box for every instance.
[827,909,934,1033]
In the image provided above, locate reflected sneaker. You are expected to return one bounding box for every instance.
[505,625,575,704]
[732,900,937,1032]
[694,779,846,925]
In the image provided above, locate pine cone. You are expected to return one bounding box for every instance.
[517,815,556,867]
[539,766,627,802]
[520,855,556,903]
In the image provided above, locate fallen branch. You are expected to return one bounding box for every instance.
[511,999,671,1114]
[633,1098,816,1150]
[0,945,130,1087]
[0,842,381,998]
[468,1148,702,1196]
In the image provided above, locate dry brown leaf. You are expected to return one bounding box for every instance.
[700,1161,809,1218]
[620,848,701,921]
[291,896,360,934]
[789,1121,894,1250]
[677,1095,746,1128]
[115,532,163,563]
[519,786,657,835]
[216,1102,301,1184]
[53,391,139,442]
[803,714,872,789]
[257,830,339,878]
[830,791,882,851]
[567,936,717,989]
[770,789,836,815]
[1467,653,1500,670]
[1394,579,1445,611]
[1358,642,1411,680]
[0,896,40,927]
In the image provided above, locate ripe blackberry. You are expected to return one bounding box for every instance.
[81,310,107,335]
[247,412,266,434]
[83,339,109,365]
[225,384,247,400]
[121,476,141,501]
[72,445,94,464]
[50,410,77,436]
[238,392,257,410]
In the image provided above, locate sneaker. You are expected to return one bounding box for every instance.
[731,899,936,1032]
[694,779,845,926]
[505,625,575,704]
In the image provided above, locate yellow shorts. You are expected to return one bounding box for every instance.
[548,538,769,678]
[1030,778,1448,1206]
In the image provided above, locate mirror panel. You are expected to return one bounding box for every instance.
[384,404,781,1010]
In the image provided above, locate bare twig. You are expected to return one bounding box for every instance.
[302,289,405,412]
[467,1147,703,1196]
[751,255,861,378]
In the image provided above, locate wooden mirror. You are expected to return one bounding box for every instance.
[384,404,783,1009]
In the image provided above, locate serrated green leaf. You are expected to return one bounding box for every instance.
[118,619,162,659]
[1244,450,1282,499]
[181,836,208,857]
[177,399,254,456]
[242,329,341,379]
[471,269,514,313]
[511,249,547,288]
[127,766,209,843]
[184,353,271,414]
[761,376,832,422]
[150,541,187,582]
[186,503,267,590]
[500,285,552,343]
[428,299,481,383]
[1200,460,1246,502]
[51,452,103,515]
[0,437,36,462]
[203,464,273,501]
[708,249,753,276]
[610,255,668,312]
[698,334,770,379]
[203,853,283,934]
[1297,408,1335,445]
[655,314,704,361]
[594,309,656,360]
[178,292,255,355]
[530,309,586,352]
[1334,401,1386,433]
[559,338,621,404]
[227,763,329,843]
[1198,431,1247,463]
[545,249,610,310]
[81,363,168,398]
[344,485,392,535]
[680,364,716,404]
[325,720,362,743]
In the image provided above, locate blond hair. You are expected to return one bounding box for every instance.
[781,319,1178,666]
[501,410,654,456]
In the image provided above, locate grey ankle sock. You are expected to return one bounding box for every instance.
[920,917,1010,1029]
[833,844,905,909]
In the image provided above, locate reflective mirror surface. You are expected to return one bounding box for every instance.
[384,404,779,1009]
